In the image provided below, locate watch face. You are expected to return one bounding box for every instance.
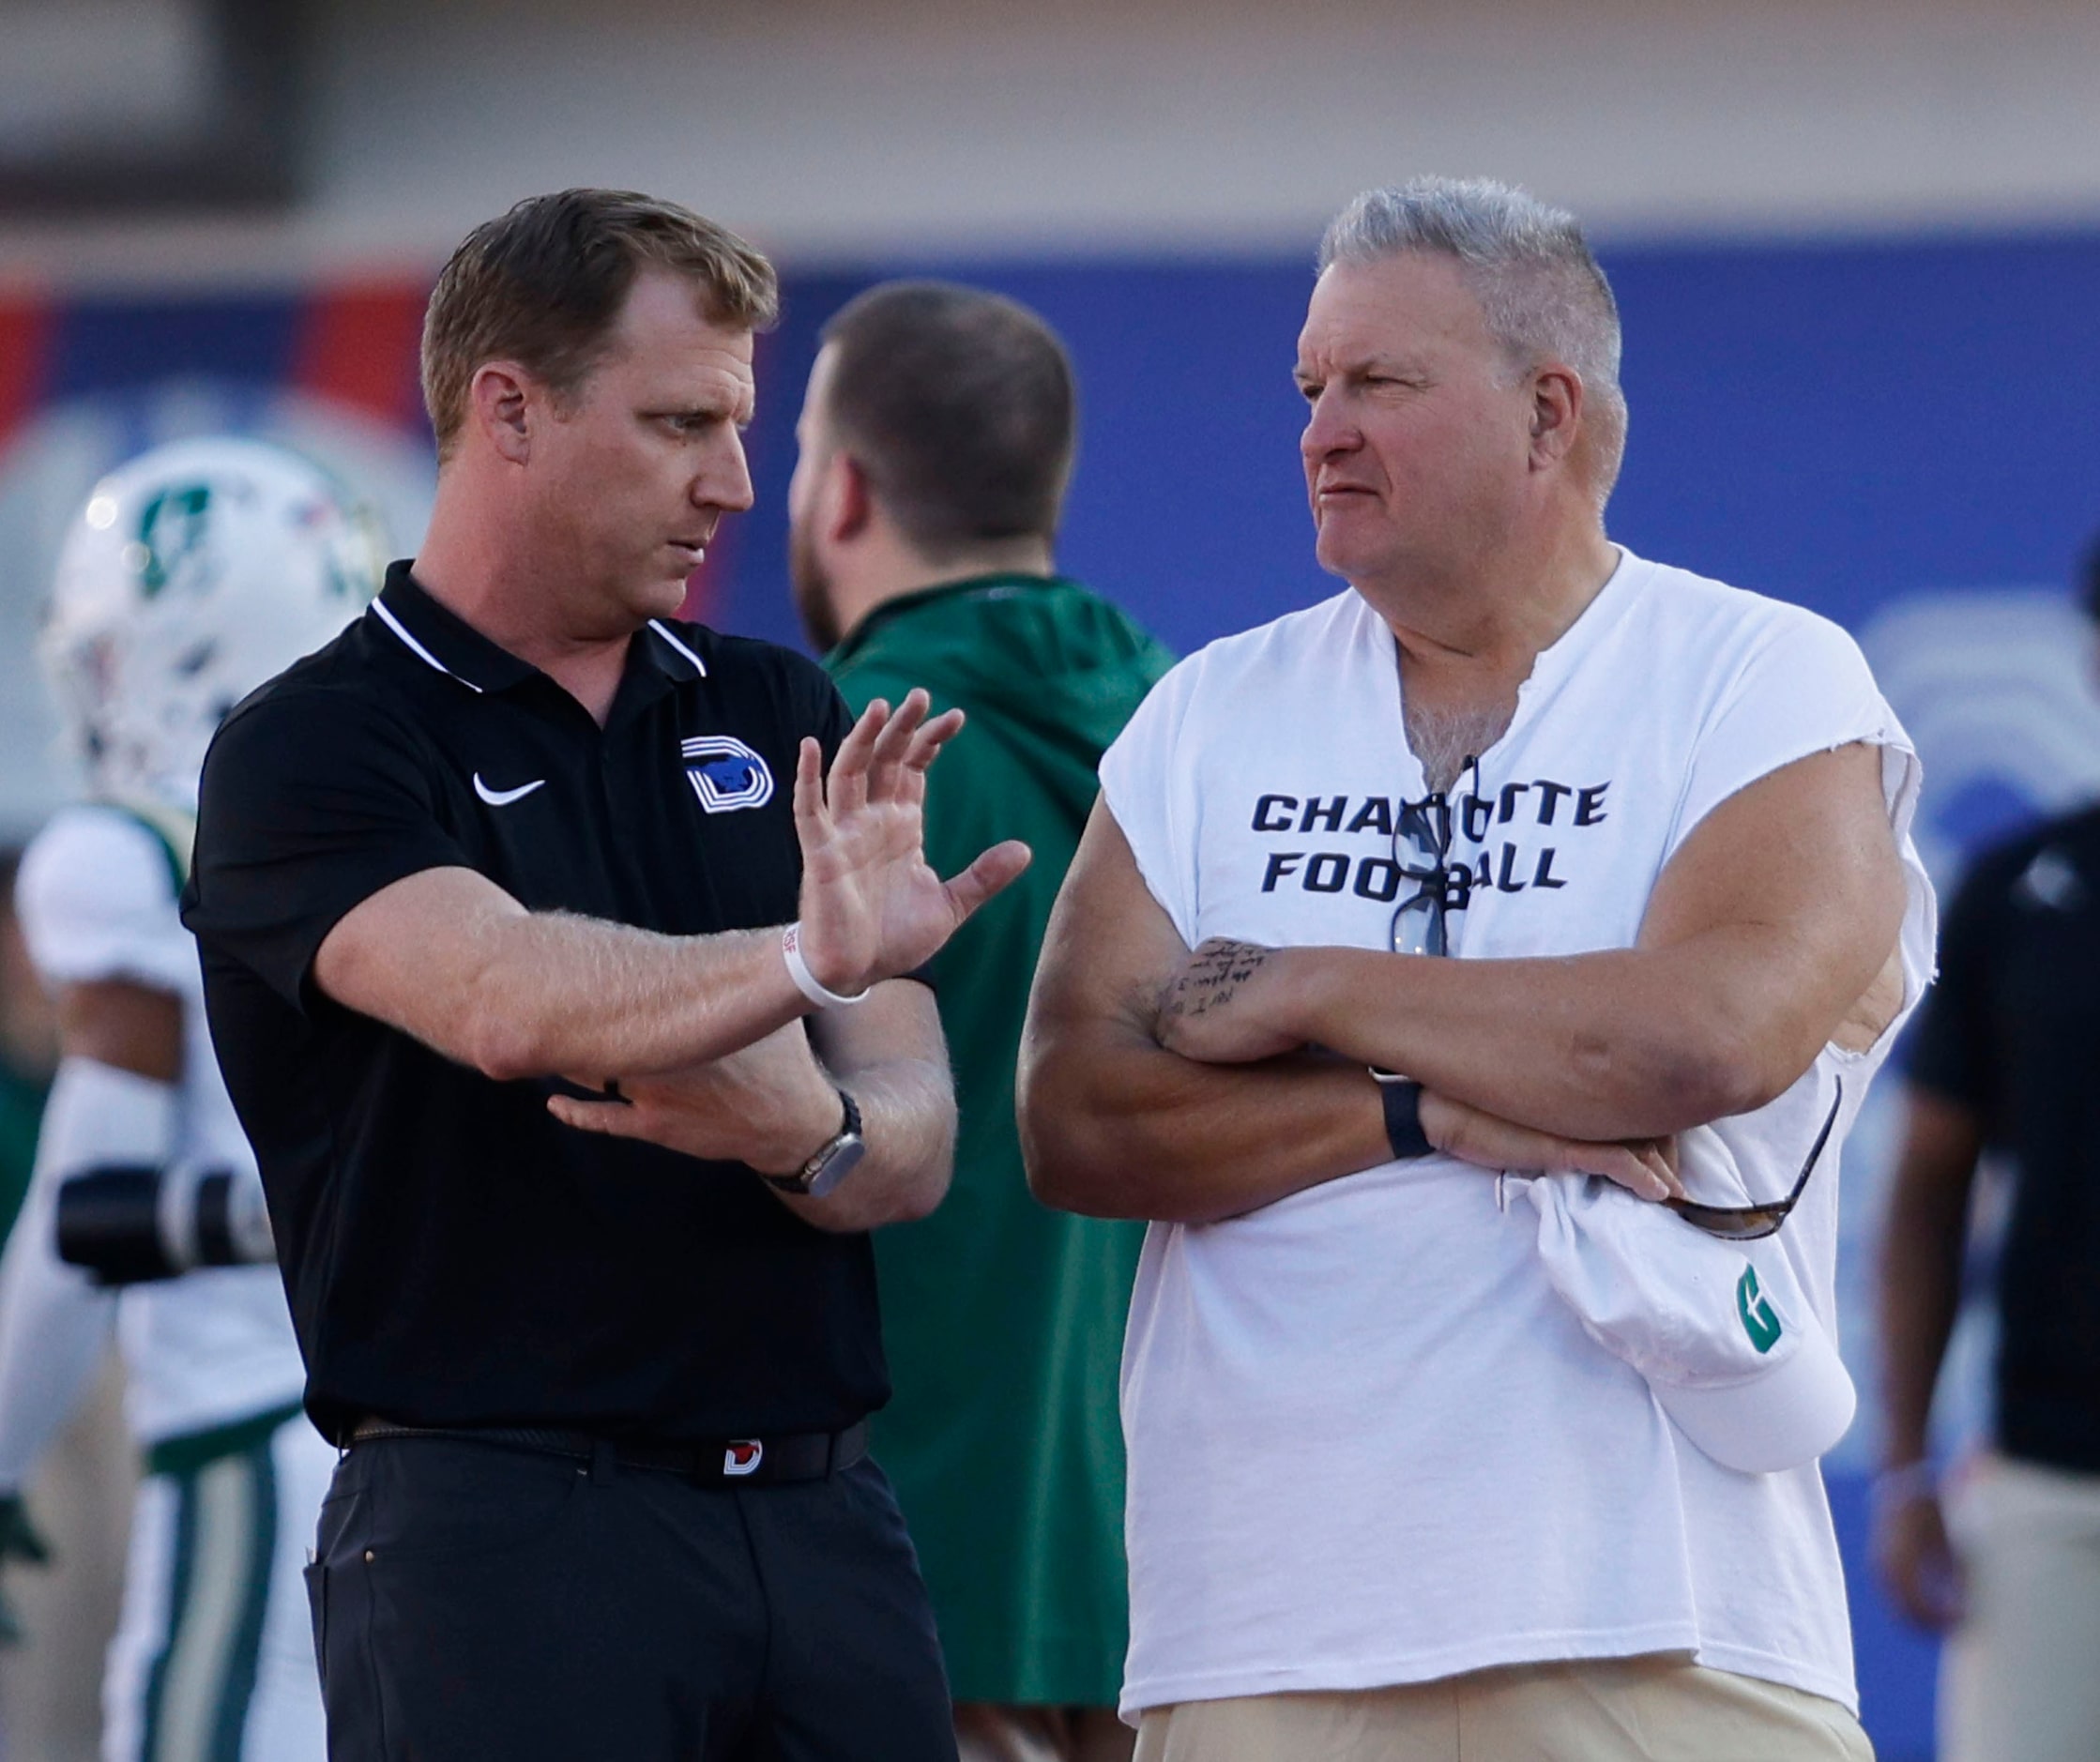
[801,1133,866,1200]
[760,1089,865,1198]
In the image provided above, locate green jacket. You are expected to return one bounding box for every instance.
[828,574,1173,1707]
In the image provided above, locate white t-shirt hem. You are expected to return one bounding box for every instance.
[1120,1626,1859,1722]
[1689,1639,1861,1716]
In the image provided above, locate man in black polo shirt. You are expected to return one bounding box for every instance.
[1873,541,2100,1761]
[182,190,1027,1762]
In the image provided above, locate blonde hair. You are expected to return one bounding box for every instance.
[421,189,777,463]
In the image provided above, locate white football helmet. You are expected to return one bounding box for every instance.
[41,436,384,813]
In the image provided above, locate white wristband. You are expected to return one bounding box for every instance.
[782,923,868,1010]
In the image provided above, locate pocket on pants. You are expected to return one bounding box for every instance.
[361,1507,599,1758]
[312,1544,393,1755]
[355,1440,583,1565]
[303,1558,327,1660]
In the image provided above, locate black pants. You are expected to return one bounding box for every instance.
[304,1435,956,1762]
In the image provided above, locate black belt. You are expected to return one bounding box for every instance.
[348,1416,868,1486]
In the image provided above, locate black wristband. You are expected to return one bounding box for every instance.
[55,1166,181,1284]
[1371,1070,1433,1160]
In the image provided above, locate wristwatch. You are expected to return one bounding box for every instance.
[764,1087,865,1198]
[1369,1067,1434,1160]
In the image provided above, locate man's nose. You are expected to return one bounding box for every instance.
[697,431,755,514]
[1301,389,1357,463]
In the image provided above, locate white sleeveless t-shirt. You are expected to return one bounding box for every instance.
[1097,549,1935,1719]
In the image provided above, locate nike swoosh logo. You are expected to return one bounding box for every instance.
[473,773,547,807]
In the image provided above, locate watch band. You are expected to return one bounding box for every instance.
[1370,1068,1433,1160]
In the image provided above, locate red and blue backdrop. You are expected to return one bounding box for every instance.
[8,227,2100,1761]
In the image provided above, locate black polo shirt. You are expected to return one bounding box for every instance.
[183,564,887,1445]
[1906,803,2100,1474]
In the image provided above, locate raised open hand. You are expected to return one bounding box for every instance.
[792,690,1031,995]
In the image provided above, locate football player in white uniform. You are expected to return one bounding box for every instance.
[0,437,380,1762]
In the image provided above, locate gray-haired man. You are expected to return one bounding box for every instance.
[1021,178,1928,1760]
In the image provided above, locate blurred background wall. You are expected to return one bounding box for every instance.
[6,3,2100,1756]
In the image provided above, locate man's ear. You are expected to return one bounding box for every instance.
[829,450,875,544]
[468,363,536,465]
[1527,364,1584,472]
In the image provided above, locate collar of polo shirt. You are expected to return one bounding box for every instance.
[369,563,708,702]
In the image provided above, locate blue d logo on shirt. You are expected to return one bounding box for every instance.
[680,735,775,813]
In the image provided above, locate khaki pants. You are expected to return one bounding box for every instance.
[956,1703,1135,1762]
[1133,1656,1872,1762]
[1942,1453,2100,1762]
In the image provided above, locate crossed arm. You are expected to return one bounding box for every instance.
[1020,741,1906,1223]
[542,983,957,1233]
[312,691,1027,1229]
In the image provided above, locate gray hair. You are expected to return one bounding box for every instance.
[1318,177,1627,502]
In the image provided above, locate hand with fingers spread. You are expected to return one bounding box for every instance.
[1420,1089,1683,1203]
[793,689,1031,995]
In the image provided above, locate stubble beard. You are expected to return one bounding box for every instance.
[788,525,844,653]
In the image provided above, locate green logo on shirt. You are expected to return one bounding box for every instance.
[1738,1265,1783,1354]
